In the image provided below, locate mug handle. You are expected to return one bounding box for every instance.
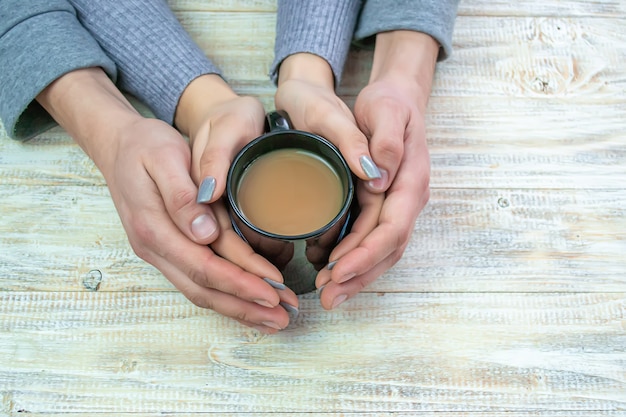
[265,110,293,132]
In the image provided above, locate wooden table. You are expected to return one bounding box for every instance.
[1,1,625,415]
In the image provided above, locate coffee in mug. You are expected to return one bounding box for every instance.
[236,148,344,236]
[226,110,356,294]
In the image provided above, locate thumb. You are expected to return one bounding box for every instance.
[149,145,220,245]
[355,103,407,193]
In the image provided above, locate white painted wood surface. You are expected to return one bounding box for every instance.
[1,0,625,415]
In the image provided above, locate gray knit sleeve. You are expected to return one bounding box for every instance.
[69,0,222,125]
[0,0,117,140]
[354,0,460,60]
[270,0,363,87]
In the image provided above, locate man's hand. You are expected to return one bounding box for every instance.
[37,68,298,333]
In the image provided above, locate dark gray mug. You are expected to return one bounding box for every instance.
[226,110,356,294]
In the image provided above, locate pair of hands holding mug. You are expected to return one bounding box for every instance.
[37,31,438,334]
[274,31,438,311]
[185,31,438,323]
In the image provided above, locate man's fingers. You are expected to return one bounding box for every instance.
[191,97,265,205]
[211,201,301,311]
[158,260,291,330]
[146,142,219,245]
[327,134,430,286]
[318,251,400,311]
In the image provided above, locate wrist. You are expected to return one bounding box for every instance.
[370,31,439,109]
[36,67,142,171]
[277,53,335,90]
[174,74,239,138]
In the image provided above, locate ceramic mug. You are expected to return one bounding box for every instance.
[226,110,356,294]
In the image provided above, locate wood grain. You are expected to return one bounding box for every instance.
[1,1,625,416]
[2,97,625,189]
[16,414,626,417]
[167,0,626,18]
[3,15,625,189]
[1,292,624,414]
[1,186,624,293]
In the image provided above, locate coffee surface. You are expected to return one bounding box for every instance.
[237,148,344,236]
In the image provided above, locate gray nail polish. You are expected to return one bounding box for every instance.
[263,277,287,291]
[360,155,381,179]
[280,302,299,320]
[327,260,338,270]
[197,176,216,204]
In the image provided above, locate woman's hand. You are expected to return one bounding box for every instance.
[275,53,386,188]
[174,74,267,204]
[274,32,439,309]
[104,117,299,332]
[315,77,432,309]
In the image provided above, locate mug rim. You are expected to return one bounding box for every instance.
[226,129,354,240]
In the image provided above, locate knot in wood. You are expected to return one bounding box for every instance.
[83,269,103,291]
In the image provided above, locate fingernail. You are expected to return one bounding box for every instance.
[262,321,283,330]
[196,176,216,204]
[327,260,338,270]
[263,277,287,290]
[360,155,381,179]
[337,272,356,284]
[367,168,388,192]
[280,302,299,320]
[252,325,272,334]
[331,294,348,309]
[191,214,217,241]
[254,299,274,308]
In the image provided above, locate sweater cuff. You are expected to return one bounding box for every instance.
[0,4,117,140]
[70,0,222,125]
[270,0,362,87]
[354,0,459,60]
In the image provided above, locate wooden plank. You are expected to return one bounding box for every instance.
[2,97,625,189]
[17,414,626,417]
[167,0,626,18]
[172,12,276,84]
[1,292,624,413]
[458,1,626,17]
[1,186,624,293]
[168,13,626,100]
[341,17,626,100]
[168,0,276,12]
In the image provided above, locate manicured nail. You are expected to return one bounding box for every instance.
[263,277,287,290]
[196,176,216,204]
[252,325,272,334]
[327,260,338,270]
[262,321,283,330]
[367,168,388,192]
[191,214,217,241]
[254,299,274,308]
[337,272,356,284]
[360,155,381,179]
[280,302,299,320]
[331,294,348,309]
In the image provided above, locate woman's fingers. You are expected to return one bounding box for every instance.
[190,96,265,204]
[276,79,384,186]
